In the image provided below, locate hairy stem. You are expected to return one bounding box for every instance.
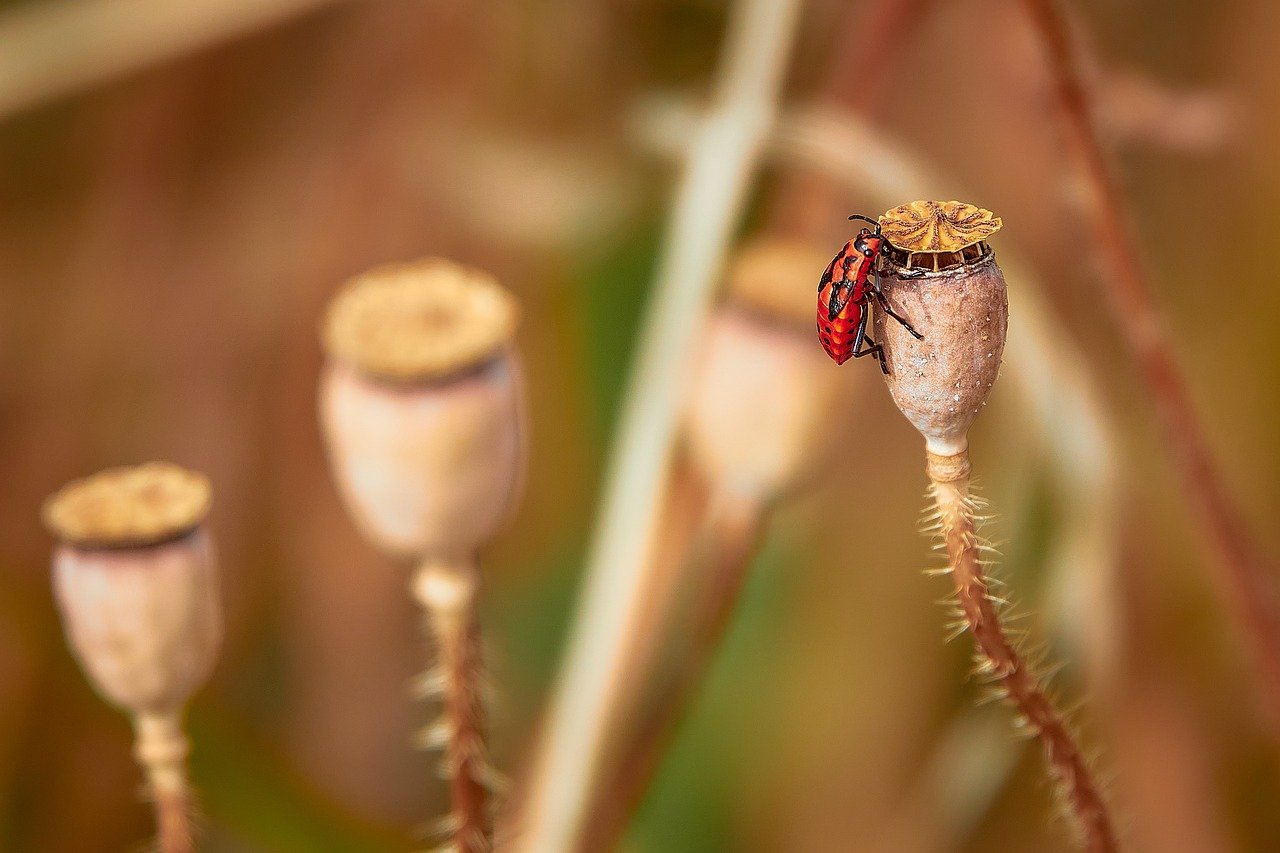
[1020,0,1280,737]
[927,450,1116,853]
[134,711,194,853]
[413,559,490,853]
[581,493,764,851]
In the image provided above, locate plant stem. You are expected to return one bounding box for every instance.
[927,450,1117,853]
[1020,0,1280,738]
[507,0,803,848]
[134,711,194,853]
[413,559,489,853]
[581,492,764,852]
[599,453,711,761]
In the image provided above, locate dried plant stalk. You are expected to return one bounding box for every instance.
[508,0,804,848]
[595,452,711,769]
[414,560,491,853]
[0,0,343,120]
[927,453,1116,852]
[581,492,764,851]
[1020,0,1280,736]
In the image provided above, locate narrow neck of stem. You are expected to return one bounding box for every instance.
[411,556,480,622]
[925,446,971,483]
[133,709,192,853]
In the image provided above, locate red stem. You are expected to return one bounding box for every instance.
[155,791,193,853]
[1020,0,1280,739]
[931,460,1117,852]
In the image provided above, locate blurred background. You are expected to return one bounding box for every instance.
[1,0,1279,850]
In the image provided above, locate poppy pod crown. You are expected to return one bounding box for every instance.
[319,258,525,559]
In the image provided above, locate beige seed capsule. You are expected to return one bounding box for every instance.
[319,259,525,560]
[686,238,845,500]
[44,463,222,715]
[873,201,1008,455]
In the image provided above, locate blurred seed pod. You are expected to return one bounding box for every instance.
[44,463,222,716]
[319,259,525,560]
[686,238,845,501]
[874,201,1009,455]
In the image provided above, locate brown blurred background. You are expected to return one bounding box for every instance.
[1,0,1279,850]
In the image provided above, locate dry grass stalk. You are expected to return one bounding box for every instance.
[319,260,524,851]
[581,492,763,851]
[44,463,222,853]
[507,0,805,848]
[1020,0,1280,737]
[592,451,711,776]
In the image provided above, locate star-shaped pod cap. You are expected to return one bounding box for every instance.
[878,200,1003,253]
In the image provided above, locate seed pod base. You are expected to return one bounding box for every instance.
[320,358,523,560]
[52,533,221,715]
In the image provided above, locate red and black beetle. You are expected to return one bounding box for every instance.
[816,214,923,372]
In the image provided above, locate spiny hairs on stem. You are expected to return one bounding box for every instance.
[926,466,1117,852]
[415,562,500,853]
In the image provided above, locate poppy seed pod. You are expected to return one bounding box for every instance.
[319,259,524,560]
[44,463,222,716]
[686,238,845,500]
[872,201,1008,455]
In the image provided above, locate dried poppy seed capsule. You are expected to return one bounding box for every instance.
[44,462,222,716]
[319,258,524,560]
[873,200,1008,455]
[686,238,846,501]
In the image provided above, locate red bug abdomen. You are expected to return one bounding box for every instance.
[816,288,863,365]
[816,241,868,365]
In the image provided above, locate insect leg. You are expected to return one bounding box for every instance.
[851,338,888,375]
[850,301,889,374]
[874,291,924,340]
